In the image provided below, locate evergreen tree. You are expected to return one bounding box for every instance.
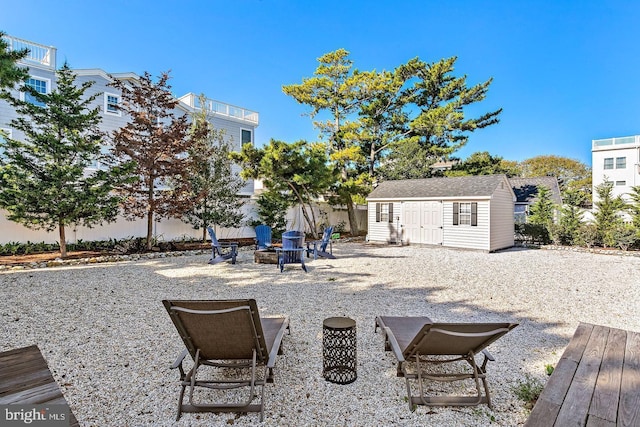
[110,71,195,250]
[183,95,246,241]
[629,186,640,236]
[233,139,335,237]
[251,190,290,238]
[445,151,520,177]
[283,49,371,235]
[0,63,131,257]
[592,180,626,247]
[527,186,556,243]
[558,188,586,245]
[0,32,29,95]
[380,56,502,179]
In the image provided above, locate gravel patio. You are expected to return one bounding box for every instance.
[1,242,639,426]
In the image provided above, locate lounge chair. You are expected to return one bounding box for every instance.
[306,226,335,260]
[375,316,518,411]
[254,224,273,250]
[276,230,307,272]
[163,299,290,422]
[0,345,80,426]
[206,227,238,265]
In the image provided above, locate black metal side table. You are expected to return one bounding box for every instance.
[322,317,357,384]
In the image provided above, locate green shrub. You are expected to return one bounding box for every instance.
[512,374,544,410]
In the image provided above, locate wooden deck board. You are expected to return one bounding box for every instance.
[619,331,640,427]
[526,323,640,427]
[0,345,79,426]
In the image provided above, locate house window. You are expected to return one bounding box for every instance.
[616,181,626,186]
[24,77,49,106]
[603,158,614,170]
[104,93,121,116]
[241,129,252,145]
[514,204,528,224]
[453,202,477,226]
[616,157,626,169]
[375,203,393,223]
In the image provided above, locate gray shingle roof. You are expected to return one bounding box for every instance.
[367,175,508,199]
[508,177,563,204]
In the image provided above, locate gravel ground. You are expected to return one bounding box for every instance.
[1,243,639,426]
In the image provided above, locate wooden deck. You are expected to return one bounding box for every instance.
[526,322,640,426]
[0,345,79,426]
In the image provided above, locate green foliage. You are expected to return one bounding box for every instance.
[612,223,637,251]
[233,139,334,237]
[249,190,290,238]
[512,374,544,410]
[183,94,246,241]
[526,186,556,243]
[545,364,555,376]
[628,186,640,234]
[557,188,586,245]
[515,223,551,245]
[575,223,599,248]
[445,151,520,177]
[592,181,626,247]
[0,63,131,257]
[519,155,592,194]
[0,32,29,94]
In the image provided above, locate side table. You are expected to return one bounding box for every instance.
[322,317,357,384]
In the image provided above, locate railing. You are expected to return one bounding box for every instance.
[2,34,56,70]
[593,135,638,148]
[178,93,259,125]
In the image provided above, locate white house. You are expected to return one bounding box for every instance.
[592,135,640,203]
[0,34,260,243]
[367,175,515,252]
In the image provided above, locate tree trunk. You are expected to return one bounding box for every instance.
[58,221,67,258]
[147,182,154,250]
[345,194,359,235]
[202,227,207,243]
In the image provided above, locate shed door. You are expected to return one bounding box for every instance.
[421,201,443,245]
[402,201,443,245]
[403,202,422,244]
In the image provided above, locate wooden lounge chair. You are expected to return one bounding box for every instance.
[306,226,335,260]
[163,299,290,422]
[0,345,80,426]
[375,316,518,411]
[206,227,238,265]
[254,224,273,249]
[276,230,307,272]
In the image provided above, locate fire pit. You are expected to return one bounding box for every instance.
[254,248,279,264]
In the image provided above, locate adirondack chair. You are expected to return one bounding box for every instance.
[306,226,335,260]
[275,230,307,272]
[254,224,273,249]
[206,227,238,265]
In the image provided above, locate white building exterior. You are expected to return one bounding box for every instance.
[0,34,260,243]
[592,135,640,203]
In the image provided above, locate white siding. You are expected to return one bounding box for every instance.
[442,201,490,251]
[367,201,401,243]
[489,182,515,251]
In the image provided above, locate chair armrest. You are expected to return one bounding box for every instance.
[170,349,189,369]
[480,349,495,371]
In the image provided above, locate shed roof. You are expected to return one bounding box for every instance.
[367,175,509,200]
[508,177,563,205]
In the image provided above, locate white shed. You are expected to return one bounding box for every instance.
[367,175,515,252]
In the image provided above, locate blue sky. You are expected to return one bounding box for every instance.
[3,0,640,166]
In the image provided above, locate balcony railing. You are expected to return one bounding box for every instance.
[593,135,639,148]
[2,35,56,70]
[178,93,259,125]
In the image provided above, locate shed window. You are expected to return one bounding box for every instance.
[375,203,393,223]
[453,202,477,226]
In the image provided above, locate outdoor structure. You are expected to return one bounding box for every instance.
[592,135,640,203]
[508,177,563,223]
[366,175,515,252]
[0,34,259,243]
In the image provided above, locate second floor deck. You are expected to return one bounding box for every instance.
[3,34,56,70]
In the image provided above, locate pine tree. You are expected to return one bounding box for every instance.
[110,71,194,250]
[0,32,29,95]
[183,95,246,241]
[592,181,626,247]
[0,63,131,257]
[527,186,556,243]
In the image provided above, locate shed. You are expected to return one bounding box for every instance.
[367,175,515,252]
